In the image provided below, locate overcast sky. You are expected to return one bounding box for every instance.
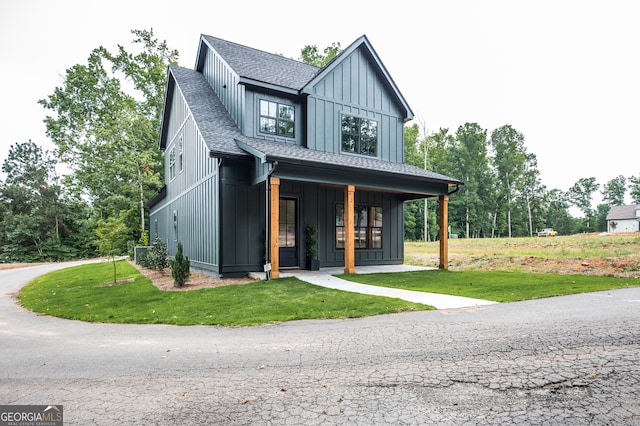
[1,0,638,204]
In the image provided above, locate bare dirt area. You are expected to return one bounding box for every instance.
[406,233,640,278]
[128,261,259,291]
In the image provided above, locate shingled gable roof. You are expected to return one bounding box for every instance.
[197,35,320,92]
[158,35,461,188]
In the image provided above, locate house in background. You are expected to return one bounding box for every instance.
[147,34,462,278]
[606,204,640,233]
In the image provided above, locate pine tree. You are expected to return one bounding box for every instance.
[171,242,190,287]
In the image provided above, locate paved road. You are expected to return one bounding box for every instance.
[1,262,639,425]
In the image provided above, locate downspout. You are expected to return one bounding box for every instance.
[217,157,224,276]
[265,161,279,280]
[448,184,461,196]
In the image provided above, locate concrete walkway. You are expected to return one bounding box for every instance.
[281,265,497,310]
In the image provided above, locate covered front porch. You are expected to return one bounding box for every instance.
[235,137,462,279]
[268,177,454,278]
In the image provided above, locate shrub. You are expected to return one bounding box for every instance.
[171,241,190,287]
[146,237,169,271]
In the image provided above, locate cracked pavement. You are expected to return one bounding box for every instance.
[1,262,639,425]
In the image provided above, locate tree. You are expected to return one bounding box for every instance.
[630,175,640,204]
[568,177,599,232]
[594,203,610,232]
[299,42,341,67]
[95,215,130,283]
[39,29,178,242]
[490,125,527,238]
[171,241,191,287]
[519,153,547,237]
[448,123,493,238]
[544,189,576,236]
[0,140,67,261]
[601,175,626,206]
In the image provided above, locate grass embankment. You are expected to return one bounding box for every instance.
[18,260,430,326]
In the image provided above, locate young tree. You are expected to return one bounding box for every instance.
[601,175,626,206]
[95,215,130,283]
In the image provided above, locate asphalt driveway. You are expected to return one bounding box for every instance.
[1,261,639,425]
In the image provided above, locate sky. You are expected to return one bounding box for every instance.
[1,0,638,205]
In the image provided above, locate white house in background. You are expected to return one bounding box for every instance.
[606,204,640,233]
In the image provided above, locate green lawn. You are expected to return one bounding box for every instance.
[18,261,431,326]
[337,269,639,302]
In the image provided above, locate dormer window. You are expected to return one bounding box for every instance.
[341,114,378,156]
[260,100,295,138]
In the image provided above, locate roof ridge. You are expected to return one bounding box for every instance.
[202,34,319,69]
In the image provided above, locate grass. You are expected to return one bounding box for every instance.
[18,234,640,325]
[18,260,430,326]
[337,269,639,303]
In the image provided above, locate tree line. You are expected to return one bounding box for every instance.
[1,34,639,263]
[404,123,640,240]
[0,29,175,262]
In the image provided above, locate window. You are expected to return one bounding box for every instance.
[278,199,296,248]
[172,211,178,241]
[178,133,184,173]
[260,100,295,138]
[341,114,378,156]
[169,146,176,180]
[335,204,382,249]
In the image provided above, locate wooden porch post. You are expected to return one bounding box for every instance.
[270,177,280,279]
[344,185,356,274]
[439,195,449,269]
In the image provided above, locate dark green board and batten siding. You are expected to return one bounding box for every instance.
[199,42,245,129]
[217,174,405,273]
[149,85,221,276]
[305,47,405,163]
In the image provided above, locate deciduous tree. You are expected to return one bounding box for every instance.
[568,177,599,231]
[601,175,626,206]
[299,42,341,67]
[39,29,178,242]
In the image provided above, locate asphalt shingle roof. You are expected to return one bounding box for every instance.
[163,36,462,187]
[606,204,640,220]
[168,65,246,157]
[236,138,462,184]
[202,35,320,90]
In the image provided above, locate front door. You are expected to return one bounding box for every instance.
[279,198,298,267]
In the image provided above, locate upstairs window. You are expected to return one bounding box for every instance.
[178,133,184,173]
[260,100,295,138]
[341,114,378,156]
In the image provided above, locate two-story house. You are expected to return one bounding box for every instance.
[147,34,462,278]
